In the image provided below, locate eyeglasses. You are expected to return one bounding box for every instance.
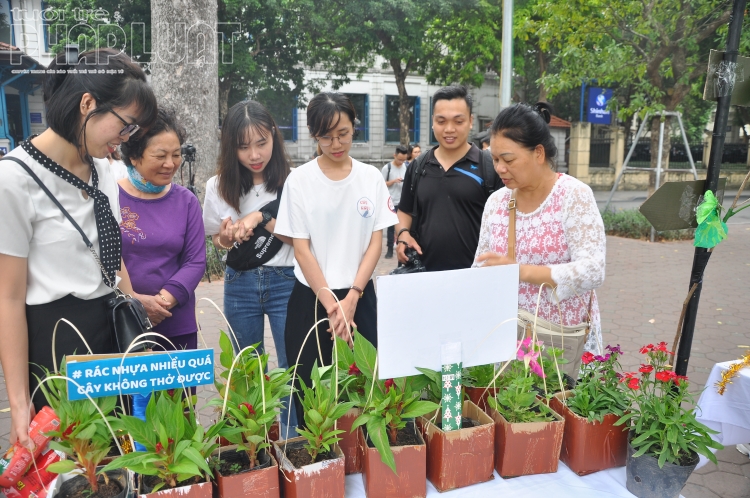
[109,109,140,137]
[317,130,352,147]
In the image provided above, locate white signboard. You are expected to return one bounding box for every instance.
[376,265,519,379]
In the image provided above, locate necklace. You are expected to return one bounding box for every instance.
[252,183,263,197]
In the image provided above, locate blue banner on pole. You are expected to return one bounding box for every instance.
[65,349,214,400]
[587,88,613,124]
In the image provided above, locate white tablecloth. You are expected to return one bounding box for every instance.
[696,360,750,447]
[344,463,645,497]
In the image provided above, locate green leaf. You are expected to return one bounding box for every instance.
[400,400,440,419]
[47,460,78,474]
[366,417,396,474]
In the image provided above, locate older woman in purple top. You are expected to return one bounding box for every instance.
[118,108,206,352]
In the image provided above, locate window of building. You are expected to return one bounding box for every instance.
[0,0,14,46]
[429,97,438,145]
[385,95,420,144]
[255,89,297,142]
[344,93,368,142]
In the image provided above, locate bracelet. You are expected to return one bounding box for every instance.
[216,236,232,250]
[397,228,410,240]
[350,285,364,298]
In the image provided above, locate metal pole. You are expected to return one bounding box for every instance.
[651,116,665,242]
[580,81,587,122]
[603,112,650,212]
[500,0,513,108]
[675,112,699,180]
[674,0,747,376]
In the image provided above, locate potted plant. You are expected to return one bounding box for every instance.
[487,338,565,478]
[462,363,500,413]
[415,367,495,492]
[208,332,293,498]
[37,363,130,498]
[350,332,437,498]
[102,390,223,498]
[325,336,367,475]
[615,342,723,498]
[549,345,629,475]
[273,361,353,498]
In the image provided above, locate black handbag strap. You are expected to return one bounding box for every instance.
[2,156,119,291]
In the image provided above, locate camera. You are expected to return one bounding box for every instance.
[389,247,426,275]
[181,143,196,161]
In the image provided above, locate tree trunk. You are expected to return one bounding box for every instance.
[537,48,548,103]
[648,115,671,197]
[151,0,219,201]
[219,75,232,125]
[391,58,411,146]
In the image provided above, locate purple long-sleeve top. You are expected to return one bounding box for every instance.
[119,184,206,337]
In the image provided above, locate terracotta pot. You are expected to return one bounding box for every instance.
[273,436,345,498]
[359,422,426,498]
[212,445,280,498]
[337,407,363,474]
[138,478,212,498]
[417,401,495,492]
[489,403,565,478]
[464,386,499,413]
[549,391,628,476]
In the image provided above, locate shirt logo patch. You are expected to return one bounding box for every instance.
[470,164,478,170]
[387,196,396,213]
[254,236,267,249]
[357,197,374,218]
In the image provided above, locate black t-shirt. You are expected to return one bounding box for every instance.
[400,144,491,272]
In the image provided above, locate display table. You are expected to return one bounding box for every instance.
[696,360,750,447]
[344,463,649,497]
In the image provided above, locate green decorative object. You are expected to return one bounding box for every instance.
[694,191,728,249]
[440,361,463,432]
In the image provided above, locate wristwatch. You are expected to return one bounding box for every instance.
[258,210,272,228]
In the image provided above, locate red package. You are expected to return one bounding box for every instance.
[0,407,60,488]
[2,448,62,498]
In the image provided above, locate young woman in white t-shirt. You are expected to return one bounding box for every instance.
[0,48,157,449]
[202,100,298,436]
[274,92,398,426]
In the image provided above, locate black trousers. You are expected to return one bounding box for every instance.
[27,293,116,410]
[386,204,399,249]
[284,279,377,428]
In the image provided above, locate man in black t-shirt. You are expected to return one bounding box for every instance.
[395,85,501,271]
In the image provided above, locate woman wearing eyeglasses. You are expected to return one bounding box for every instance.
[275,92,398,426]
[0,48,157,449]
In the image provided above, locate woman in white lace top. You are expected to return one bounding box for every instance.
[474,103,606,354]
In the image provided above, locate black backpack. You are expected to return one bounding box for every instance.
[407,147,501,239]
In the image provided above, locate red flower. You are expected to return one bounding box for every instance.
[619,372,637,383]
[627,378,640,390]
[265,374,270,381]
[639,344,655,354]
[655,370,677,383]
[675,375,689,385]
[240,402,256,416]
[155,442,164,453]
[168,438,174,446]
[384,379,395,392]
[581,352,595,365]
[62,422,78,439]
[639,364,654,374]
[655,342,669,353]
[167,389,175,397]
[348,363,361,376]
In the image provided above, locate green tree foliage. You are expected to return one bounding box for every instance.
[295,0,463,145]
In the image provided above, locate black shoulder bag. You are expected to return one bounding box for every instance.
[2,156,151,354]
[225,187,285,271]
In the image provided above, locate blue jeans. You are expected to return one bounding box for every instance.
[224,265,298,437]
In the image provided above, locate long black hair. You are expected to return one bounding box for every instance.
[490,102,557,165]
[43,48,157,162]
[217,100,291,211]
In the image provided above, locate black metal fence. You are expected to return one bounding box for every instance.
[590,139,612,167]
[623,140,748,169]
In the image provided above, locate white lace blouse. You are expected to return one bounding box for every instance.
[474,173,606,354]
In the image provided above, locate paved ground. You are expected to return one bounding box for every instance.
[3,216,750,496]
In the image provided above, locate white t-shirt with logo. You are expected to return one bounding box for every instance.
[275,157,398,289]
[202,175,294,267]
[0,146,122,305]
[381,161,407,204]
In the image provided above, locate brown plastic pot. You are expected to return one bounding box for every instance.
[464,386,499,413]
[489,402,565,478]
[138,479,212,498]
[337,407,363,474]
[359,423,426,498]
[417,401,495,492]
[550,391,628,476]
[273,436,345,498]
[212,445,280,498]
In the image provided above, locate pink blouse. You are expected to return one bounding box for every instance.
[474,174,606,354]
